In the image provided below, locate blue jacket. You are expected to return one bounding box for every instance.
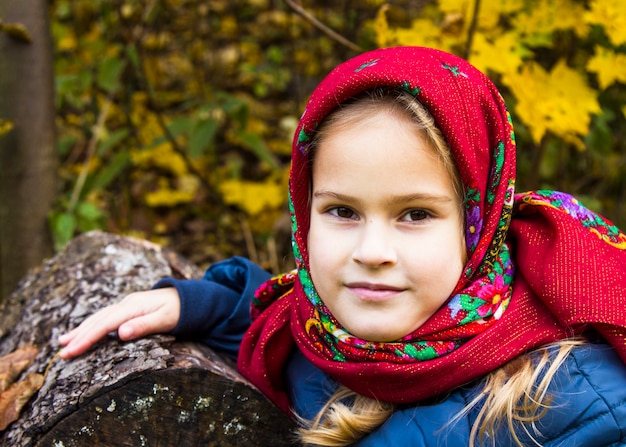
[155,257,626,446]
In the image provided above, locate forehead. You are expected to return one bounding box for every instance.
[311,112,455,195]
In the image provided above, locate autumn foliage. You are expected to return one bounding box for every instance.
[49,0,626,271]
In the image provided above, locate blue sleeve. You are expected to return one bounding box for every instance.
[153,256,271,360]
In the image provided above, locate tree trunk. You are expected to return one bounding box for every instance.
[0,231,297,446]
[0,0,57,303]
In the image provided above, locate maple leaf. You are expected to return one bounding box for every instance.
[439,0,524,31]
[586,46,626,90]
[470,31,532,76]
[394,17,454,52]
[516,0,589,46]
[585,0,626,46]
[503,60,601,149]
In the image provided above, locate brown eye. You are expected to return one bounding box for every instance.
[404,209,429,222]
[331,207,356,219]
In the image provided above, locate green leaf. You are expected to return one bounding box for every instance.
[97,55,126,93]
[97,128,130,156]
[145,117,191,149]
[76,201,104,220]
[125,46,140,70]
[189,118,219,158]
[236,130,280,171]
[76,201,106,232]
[218,93,249,128]
[57,135,78,156]
[49,211,77,251]
[167,116,193,138]
[86,150,131,192]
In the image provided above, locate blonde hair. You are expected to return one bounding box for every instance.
[299,89,584,446]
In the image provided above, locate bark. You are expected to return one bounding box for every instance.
[0,0,58,303]
[0,231,297,446]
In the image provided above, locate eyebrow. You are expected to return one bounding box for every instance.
[312,190,455,205]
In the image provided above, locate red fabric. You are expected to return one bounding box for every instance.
[237,46,626,413]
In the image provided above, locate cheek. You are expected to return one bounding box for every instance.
[307,218,347,293]
[308,222,330,264]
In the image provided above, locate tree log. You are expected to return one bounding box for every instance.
[0,231,298,446]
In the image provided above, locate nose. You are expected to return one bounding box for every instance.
[352,220,397,268]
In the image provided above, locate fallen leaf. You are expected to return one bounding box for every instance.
[0,372,44,431]
[0,346,38,393]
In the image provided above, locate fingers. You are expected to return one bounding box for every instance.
[59,303,133,359]
[58,288,180,360]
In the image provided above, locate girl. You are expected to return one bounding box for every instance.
[59,46,626,446]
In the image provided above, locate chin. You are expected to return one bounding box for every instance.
[351,327,405,343]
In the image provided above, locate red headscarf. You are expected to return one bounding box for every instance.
[237,46,626,413]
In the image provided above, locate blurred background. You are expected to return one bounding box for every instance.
[1,0,625,301]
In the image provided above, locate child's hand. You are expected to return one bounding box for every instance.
[58,287,181,360]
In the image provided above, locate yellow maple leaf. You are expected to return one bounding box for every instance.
[587,46,626,90]
[374,3,462,52]
[439,0,524,30]
[437,0,473,16]
[585,0,626,46]
[393,18,452,50]
[144,176,198,207]
[469,31,531,77]
[219,179,285,216]
[503,60,601,149]
[516,0,589,45]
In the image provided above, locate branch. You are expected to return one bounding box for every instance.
[69,97,112,210]
[464,0,481,60]
[284,0,362,53]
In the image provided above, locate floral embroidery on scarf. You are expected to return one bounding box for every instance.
[483,179,515,271]
[488,141,505,204]
[442,63,469,78]
[518,191,626,249]
[296,127,314,155]
[400,80,420,96]
[251,270,296,320]
[305,309,347,361]
[354,58,380,72]
[448,243,513,325]
[506,109,516,145]
[464,185,482,253]
[395,340,460,361]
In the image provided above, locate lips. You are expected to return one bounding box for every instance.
[345,282,405,302]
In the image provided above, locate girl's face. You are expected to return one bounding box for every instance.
[308,110,466,342]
